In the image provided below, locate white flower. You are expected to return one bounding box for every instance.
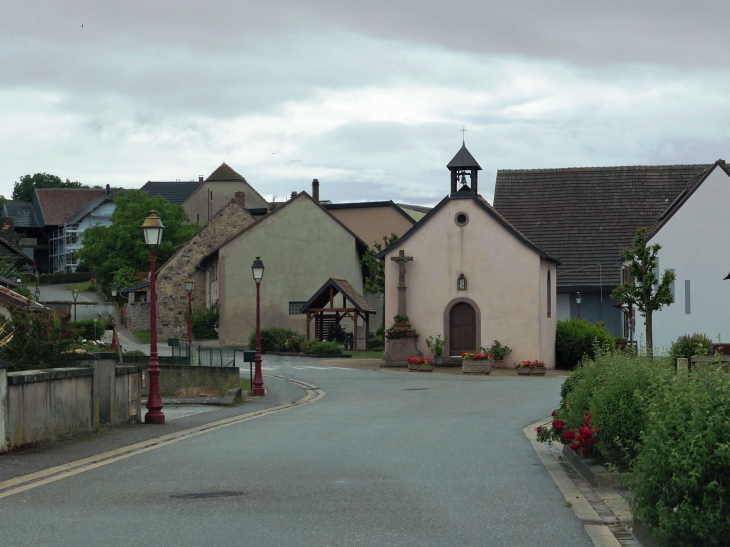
[82,339,87,343]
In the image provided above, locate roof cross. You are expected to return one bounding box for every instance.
[460,125,468,144]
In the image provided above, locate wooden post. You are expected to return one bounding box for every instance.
[365,313,370,350]
[353,311,358,351]
[329,287,334,308]
[306,311,311,341]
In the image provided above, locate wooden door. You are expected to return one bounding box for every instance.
[450,303,476,356]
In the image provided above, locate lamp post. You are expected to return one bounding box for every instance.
[142,210,165,424]
[576,292,582,320]
[72,287,79,321]
[184,277,195,344]
[34,287,41,302]
[251,257,266,396]
[110,284,118,352]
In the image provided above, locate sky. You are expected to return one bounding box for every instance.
[2,0,730,205]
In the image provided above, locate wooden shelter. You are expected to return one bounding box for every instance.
[300,278,376,350]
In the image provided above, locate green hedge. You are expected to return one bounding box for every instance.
[249,327,298,353]
[630,368,730,546]
[39,272,92,285]
[72,319,112,341]
[669,333,713,361]
[555,318,614,369]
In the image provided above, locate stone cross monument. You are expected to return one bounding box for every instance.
[391,249,413,319]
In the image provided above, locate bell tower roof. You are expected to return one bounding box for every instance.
[447,144,482,171]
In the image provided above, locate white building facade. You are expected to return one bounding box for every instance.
[635,162,730,353]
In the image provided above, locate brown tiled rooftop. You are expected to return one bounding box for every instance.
[35,189,105,226]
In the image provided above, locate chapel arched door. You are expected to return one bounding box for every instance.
[450,303,476,356]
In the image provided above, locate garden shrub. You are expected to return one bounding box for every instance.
[302,340,341,356]
[185,301,219,339]
[124,349,147,356]
[72,319,111,341]
[2,308,78,372]
[284,333,306,352]
[630,369,730,546]
[669,333,713,362]
[555,318,614,369]
[249,327,298,352]
[369,334,384,350]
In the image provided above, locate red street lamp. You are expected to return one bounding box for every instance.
[184,277,195,344]
[110,284,118,352]
[142,210,165,424]
[251,256,266,396]
[72,287,79,321]
[576,291,582,320]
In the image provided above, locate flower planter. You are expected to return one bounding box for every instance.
[531,367,546,376]
[516,367,531,375]
[494,359,504,369]
[408,361,434,372]
[462,359,492,375]
[394,321,410,327]
[434,355,444,365]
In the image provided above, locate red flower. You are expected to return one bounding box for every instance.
[536,426,542,434]
[551,410,557,417]
[552,420,564,433]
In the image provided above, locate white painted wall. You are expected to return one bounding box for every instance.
[635,166,730,353]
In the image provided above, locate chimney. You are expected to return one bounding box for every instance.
[199,175,204,182]
[290,191,297,199]
[312,179,320,202]
[719,159,726,165]
[106,183,110,195]
[234,192,246,207]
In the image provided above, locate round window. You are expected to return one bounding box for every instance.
[455,212,469,226]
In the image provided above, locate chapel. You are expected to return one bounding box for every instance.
[377,145,560,367]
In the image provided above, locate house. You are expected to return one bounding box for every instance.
[154,195,255,340]
[324,200,416,247]
[493,163,713,337]
[633,160,730,352]
[140,179,202,206]
[378,145,560,367]
[3,187,110,273]
[199,192,368,347]
[182,163,269,226]
[0,285,45,319]
[0,218,34,270]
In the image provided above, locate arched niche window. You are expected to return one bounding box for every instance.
[547,270,552,317]
[457,274,467,291]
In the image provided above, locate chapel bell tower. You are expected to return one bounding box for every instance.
[447,143,482,197]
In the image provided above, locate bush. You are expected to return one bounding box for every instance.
[2,308,78,371]
[124,349,147,356]
[39,272,92,285]
[669,333,713,362]
[72,319,111,341]
[630,369,730,546]
[555,318,614,369]
[185,302,219,339]
[302,340,341,356]
[284,333,306,352]
[559,349,672,470]
[369,335,384,350]
[249,327,298,352]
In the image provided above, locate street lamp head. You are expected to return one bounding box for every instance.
[72,287,79,301]
[111,284,118,297]
[576,291,582,305]
[251,257,265,284]
[141,210,165,248]
[184,277,195,293]
[34,288,41,301]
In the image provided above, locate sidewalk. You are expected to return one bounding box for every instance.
[0,375,305,483]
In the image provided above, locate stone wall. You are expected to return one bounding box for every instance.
[124,301,150,332]
[140,364,240,397]
[156,199,255,341]
[0,358,143,453]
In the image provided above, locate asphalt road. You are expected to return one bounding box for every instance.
[0,356,592,547]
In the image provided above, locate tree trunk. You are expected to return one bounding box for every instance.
[646,310,653,359]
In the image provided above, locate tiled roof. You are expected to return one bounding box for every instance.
[65,189,119,226]
[3,202,38,228]
[205,163,246,182]
[300,278,376,315]
[447,144,482,170]
[141,181,201,205]
[493,164,712,287]
[0,285,44,309]
[0,236,33,264]
[35,189,105,227]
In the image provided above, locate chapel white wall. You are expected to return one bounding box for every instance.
[384,198,555,368]
[635,166,730,353]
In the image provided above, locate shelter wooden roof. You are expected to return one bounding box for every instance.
[300,278,375,315]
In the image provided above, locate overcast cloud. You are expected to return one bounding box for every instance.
[2,0,729,204]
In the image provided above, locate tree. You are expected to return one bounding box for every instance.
[76,190,200,289]
[611,228,676,357]
[360,233,399,328]
[12,173,100,203]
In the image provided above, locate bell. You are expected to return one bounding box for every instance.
[460,173,467,185]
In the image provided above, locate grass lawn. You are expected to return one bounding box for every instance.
[240,378,252,390]
[135,330,151,344]
[63,281,96,292]
[343,349,384,360]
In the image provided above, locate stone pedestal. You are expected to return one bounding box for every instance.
[382,337,421,367]
[462,359,493,375]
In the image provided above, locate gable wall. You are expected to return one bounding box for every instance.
[384,198,555,367]
[183,181,268,226]
[155,202,255,340]
[637,167,730,352]
[327,206,414,247]
[217,197,364,346]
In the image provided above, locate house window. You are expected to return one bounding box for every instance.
[685,280,690,314]
[454,212,469,227]
[211,262,218,281]
[289,302,307,315]
[457,274,467,290]
[547,270,551,317]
